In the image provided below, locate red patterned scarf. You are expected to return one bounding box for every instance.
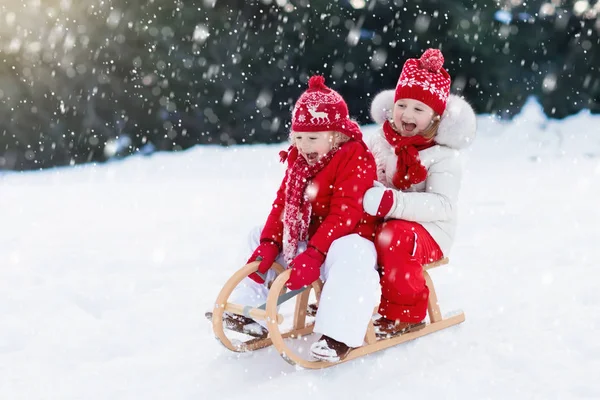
[383,120,436,190]
[281,147,338,263]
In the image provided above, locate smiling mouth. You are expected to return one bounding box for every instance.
[304,152,319,163]
[402,122,417,133]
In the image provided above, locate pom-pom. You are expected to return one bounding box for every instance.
[419,49,444,72]
[407,164,427,183]
[370,90,395,124]
[308,75,327,90]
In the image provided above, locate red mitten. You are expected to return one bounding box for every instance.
[247,240,281,284]
[286,247,326,290]
[363,186,396,218]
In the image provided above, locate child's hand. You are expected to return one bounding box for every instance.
[286,247,325,290]
[247,240,280,284]
[363,185,396,218]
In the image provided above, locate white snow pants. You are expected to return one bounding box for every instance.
[230,226,381,347]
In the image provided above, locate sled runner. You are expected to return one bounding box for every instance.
[209,259,464,369]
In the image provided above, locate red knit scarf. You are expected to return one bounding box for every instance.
[383,120,436,190]
[281,146,338,263]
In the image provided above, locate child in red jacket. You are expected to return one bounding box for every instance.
[227,76,380,362]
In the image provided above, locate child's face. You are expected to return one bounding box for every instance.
[392,98,436,137]
[293,131,335,165]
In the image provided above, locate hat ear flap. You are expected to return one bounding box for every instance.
[370,90,395,124]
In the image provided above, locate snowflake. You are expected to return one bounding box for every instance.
[335,113,341,120]
[400,78,418,87]
[298,114,306,122]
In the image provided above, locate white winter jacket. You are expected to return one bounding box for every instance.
[366,91,477,255]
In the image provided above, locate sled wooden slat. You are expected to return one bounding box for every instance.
[292,286,310,330]
[268,312,465,369]
[364,320,377,345]
[424,271,442,323]
[423,258,448,323]
[423,257,449,270]
[345,312,465,362]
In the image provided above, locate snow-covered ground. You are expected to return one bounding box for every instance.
[1,99,599,399]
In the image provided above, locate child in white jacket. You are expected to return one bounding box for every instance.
[363,48,477,336]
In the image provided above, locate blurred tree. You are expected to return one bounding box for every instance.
[0,0,598,170]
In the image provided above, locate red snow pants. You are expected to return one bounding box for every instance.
[374,220,444,323]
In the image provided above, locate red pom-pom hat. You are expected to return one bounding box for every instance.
[394,48,451,116]
[291,75,362,141]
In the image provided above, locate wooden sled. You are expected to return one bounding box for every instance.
[210,258,465,369]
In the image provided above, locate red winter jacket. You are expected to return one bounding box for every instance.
[260,140,379,255]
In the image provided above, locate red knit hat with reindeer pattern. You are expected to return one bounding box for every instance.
[291,76,362,141]
[395,48,451,116]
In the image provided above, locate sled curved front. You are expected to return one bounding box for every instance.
[211,261,286,352]
[211,261,323,353]
[266,269,333,368]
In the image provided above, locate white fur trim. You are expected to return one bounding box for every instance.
[370,90,395,125]
[435,95,477,150]
[369,91,476,150]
